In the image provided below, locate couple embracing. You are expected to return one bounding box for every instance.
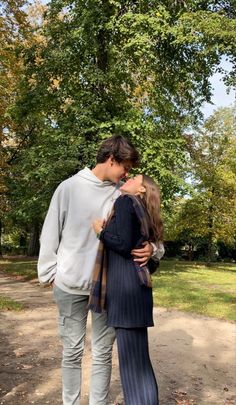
[38,135,164,405]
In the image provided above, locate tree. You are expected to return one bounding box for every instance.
[0,0,32,255]
[170,106,236,261]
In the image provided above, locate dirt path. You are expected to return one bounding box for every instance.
[0,272,235,405]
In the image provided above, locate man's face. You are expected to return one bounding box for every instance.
[106,159,132,184]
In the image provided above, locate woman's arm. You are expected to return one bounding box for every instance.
[99,195,137,258]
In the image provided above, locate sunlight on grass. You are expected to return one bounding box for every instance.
[153,261,236,321]
[0,260,37,281]
[0,296,23,311]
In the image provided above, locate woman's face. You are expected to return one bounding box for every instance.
[120,174,145,195]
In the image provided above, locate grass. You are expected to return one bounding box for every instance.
[0,296,23,311]
[0,258,38,281]
[152,261,236,321]
[0,257,37,311]
[0,258,236,320]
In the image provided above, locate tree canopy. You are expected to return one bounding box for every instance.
[165,106,236,260]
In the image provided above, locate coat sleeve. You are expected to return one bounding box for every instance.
[37,185,67,283]
[100,195,137,259]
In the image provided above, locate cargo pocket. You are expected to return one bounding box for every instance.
[58,316,86,349]
[53,286,73,317]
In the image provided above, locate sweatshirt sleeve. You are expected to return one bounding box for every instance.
[37,185,67,283]
[100,195,136,259]
[151,241,165,261]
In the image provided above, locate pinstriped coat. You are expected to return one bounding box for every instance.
[100,194,154,328]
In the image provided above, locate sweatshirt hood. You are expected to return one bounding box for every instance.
[76,167,114,187]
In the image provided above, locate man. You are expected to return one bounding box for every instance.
[38,135,161,405]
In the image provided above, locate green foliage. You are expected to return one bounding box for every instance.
[0,0,30,217]
[165,106,236,259]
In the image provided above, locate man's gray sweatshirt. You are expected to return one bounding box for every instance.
[37,167,121,295]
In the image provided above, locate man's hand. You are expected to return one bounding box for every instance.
[93,219,104,234]
[131,241,153,267]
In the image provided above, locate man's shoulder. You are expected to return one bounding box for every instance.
[60,169,86,186]
[54,173,80,195]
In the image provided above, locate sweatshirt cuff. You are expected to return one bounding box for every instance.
[151,242,165,261]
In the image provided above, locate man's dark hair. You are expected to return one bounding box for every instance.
[96,135,140,167]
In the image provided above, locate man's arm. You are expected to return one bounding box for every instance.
[150,241,165,261]
[131,241,165,266]
[37,187,66,283]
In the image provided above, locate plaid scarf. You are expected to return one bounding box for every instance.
[88,195,152,313]
[87,240,108,313]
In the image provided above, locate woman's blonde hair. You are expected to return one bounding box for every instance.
[142,174,164,243]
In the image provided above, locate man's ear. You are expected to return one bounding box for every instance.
[109,155,115,161]
[107,156,114,165]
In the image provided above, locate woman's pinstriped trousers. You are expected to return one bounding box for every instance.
[115,327,159,405]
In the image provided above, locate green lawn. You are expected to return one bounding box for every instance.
[0,258,37,311]
[153,261,236,321]
[0,258,236,320]
[0,259,37,280]
[0,296,23,311]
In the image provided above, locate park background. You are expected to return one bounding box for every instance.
[0,2,236,404]
[0,0,236,321]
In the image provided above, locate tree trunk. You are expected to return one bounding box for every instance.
[19,233,27,255]
[187,243,194,261]
[207,188,215,263]
[27,222,40,257]
[0,218,3,258]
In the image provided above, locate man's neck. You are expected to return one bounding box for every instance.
[91,164,107,181]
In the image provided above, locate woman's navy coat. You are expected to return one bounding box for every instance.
[100,194,154,328]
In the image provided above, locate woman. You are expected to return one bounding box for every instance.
[92,174,163,405]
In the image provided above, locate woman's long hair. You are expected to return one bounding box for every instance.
[142,174,164,243]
